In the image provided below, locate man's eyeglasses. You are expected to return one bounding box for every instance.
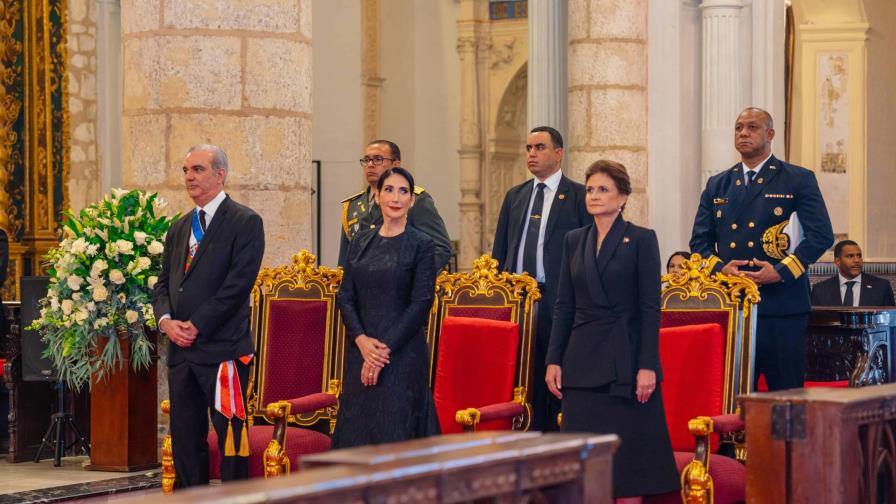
[359,156,395,166]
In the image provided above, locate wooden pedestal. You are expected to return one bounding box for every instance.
[86,331,160,471]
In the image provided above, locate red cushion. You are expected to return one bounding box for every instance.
[659,323,726,452]
[433,316,519,434]
[662,310,730,340]
[208,424,331,479]
[444,305,513,322]
[260,299,329,407]
[0,358,4,378]
[804,380,849,388]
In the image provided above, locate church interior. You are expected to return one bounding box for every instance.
[3,0,896,502]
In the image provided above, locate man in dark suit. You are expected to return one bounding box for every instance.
[339,140,451,269]
[690,108,834,391]
[492,126,589,431]
[811,240,895,306]
[153,144,265,488]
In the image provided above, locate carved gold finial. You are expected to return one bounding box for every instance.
[681,459,714,504]
[160,399,170,415]
[661,253,760,308]
[265,401,291,420]
[161,435,175,493]
[688,416,714,437]
[455,408,481,427]
[436,254,541,305]
[263,440,289,478]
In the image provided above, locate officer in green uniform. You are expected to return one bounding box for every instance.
[339,140,452,269]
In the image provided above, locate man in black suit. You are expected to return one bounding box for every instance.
[811,240,895,306]
[153,144,265,488]
[492,126,589,431]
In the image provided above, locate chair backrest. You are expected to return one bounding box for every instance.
[432,316,520,434]
[426,254,540,429]
[660,253,760,416]
[246,250,344,430]
[659,323,726,452]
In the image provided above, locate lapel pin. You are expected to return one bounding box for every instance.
[558,194,566,200]
[773,207,783,216]
[716,210,722,218]
[736,180,742,186]
[623,237,630,243]
[757,177,764,184]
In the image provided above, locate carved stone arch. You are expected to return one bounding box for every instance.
[482,62,527,254]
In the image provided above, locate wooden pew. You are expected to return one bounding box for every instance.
[743,383,896,503]
[143,432,619,503]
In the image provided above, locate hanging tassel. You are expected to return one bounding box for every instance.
[224,418,236,457]
[238,421,250,457]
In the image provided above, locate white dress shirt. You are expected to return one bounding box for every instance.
[741,153,773,185]
[189,190,226,248]
[839,272,862,307]
[515,169,563,283]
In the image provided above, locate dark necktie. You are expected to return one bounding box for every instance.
[746,170,757,187]
[522,183,547,277]
[199,209,207,233]
[843,280,856,307]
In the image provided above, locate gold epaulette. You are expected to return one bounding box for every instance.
[414,185,426,195]
[341,191,364,203]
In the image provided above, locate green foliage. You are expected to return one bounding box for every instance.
[28,189,179,391]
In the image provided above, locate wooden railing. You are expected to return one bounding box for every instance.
[145,432,619,503]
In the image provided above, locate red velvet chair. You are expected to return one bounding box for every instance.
[426,254,540,431]
[655,253,761,504]
[160,251,343,491]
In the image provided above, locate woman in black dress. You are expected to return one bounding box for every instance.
[545,160,679,501]
[334,167,440,448]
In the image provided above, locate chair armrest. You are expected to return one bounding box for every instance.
[707,413,744,434]
[284,392,338,415]
[455,401,525,432]
[681,415,745,504]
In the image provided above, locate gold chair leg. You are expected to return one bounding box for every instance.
[263,440,290,477]
[161,434,175,493]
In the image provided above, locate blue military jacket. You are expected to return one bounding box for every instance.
[690,155,833,315]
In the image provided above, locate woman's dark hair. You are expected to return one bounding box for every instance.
[584,159,632,211]
[377,167,415,193]
[666,251,690,270]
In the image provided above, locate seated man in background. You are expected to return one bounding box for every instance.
[811,239,895,307]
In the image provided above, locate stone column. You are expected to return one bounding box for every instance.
[456,0,487,269]
[67,0,100,211]
[700,0,744,182]
[120,0,313,266]
[567,0,649,224]
[527,0,567,135]
[95,0,122,196]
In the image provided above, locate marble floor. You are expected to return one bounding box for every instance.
[0,457,160,502]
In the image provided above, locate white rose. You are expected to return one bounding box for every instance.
[105,242,118,258]
[73,310,89,323]
[93,318,107,329]
[86,244,99,256]
[91,259,108,277]
[71,292,81,301]
[92,285,108,301]
[61,299,74,315]
[125,310,139,324]
[50,296,60,311]
[67,276,83,291]
[70,238,88,254]
[109,269,125,285]
[147,240,164,256]
[147,276,158,289]
[86,301,96,312]
[118,293,126,303]
[133,231,147,245]
[115,240,134,254]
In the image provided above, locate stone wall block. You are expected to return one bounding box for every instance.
[164,0,299,32]
[622,189,647,226]
[122,38,158,110]
[122,114,168,188]
[159,37,242,109]
[568,0,589,41]
[167,114,310,189]
[589,0,647,40]
[120,0,161,34]
[225,189,312,267]
[567,89,589,148]
[569,41,645,87]
[245,38,312,113]
[299,0,312,39]
[589,88,646,146]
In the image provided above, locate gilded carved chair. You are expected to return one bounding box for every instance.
[654,253,760,504]
[426,254,540,433]
[160,251,343,492]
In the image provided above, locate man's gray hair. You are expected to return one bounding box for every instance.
[187,144,229,180]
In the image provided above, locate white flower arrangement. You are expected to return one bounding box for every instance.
[29,189,178,390]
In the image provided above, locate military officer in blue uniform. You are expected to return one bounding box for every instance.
[339,140,452,269]
[690,107,834,391]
